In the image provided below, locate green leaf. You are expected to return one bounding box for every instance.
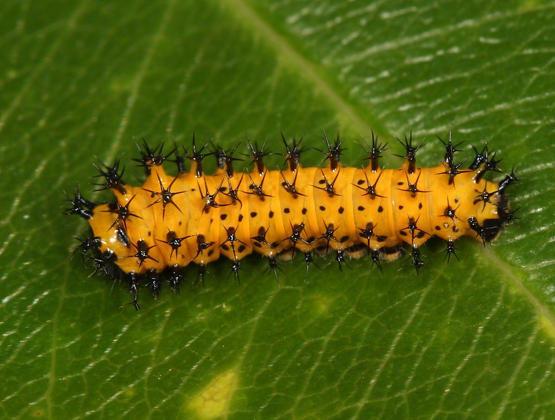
[1,0,553,418]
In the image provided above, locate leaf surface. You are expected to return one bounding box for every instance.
[0,0,553,418]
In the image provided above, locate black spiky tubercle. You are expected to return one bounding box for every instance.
[76,235,101,255]
[133,140,172,176]
[173,145,187,174]
[167,264,183,292]
[213,143,241,177]
[470,145,503,182]
[187,135,208,178]
[66,187,96,219]
[411,247,424,273]
[435,132,469,185]
[321,132,343,171]
[94,161,126,194]
[364,131,387,172]
[245,140,271,176]
[90,248,121,282]
[282,134,303,172]
[397,132,420,174]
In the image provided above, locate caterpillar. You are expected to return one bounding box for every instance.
[67,133,516,309]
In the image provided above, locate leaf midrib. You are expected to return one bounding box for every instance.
[223,0,388,138]
[482,247,555,332]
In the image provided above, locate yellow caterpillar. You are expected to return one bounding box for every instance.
[68,133,516,309]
